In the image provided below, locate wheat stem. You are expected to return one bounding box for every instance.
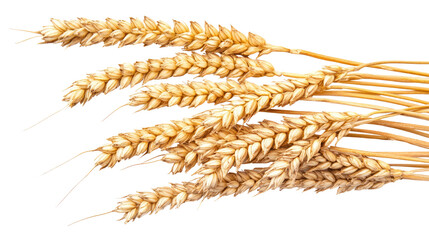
[401,173,429,181]
[289,49,429,77]
[330,146,429,163]
[317,91,421,108]
[351,60,429,72]
[341,80,429,92]
[350,128,429,149]
[327,85,429,105]
[350,73,429,84]
[371,119,429,132]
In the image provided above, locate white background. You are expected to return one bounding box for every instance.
[1,0,429,239]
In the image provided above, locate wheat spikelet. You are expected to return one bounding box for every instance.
[263,138,346,188]
[162,127,246,174]
[38,17,285,56]
[64,52,277,107]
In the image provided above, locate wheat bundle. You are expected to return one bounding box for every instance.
[25,17,429,224]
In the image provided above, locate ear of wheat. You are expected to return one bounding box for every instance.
[39,17,283,56]
[64,52,277,107]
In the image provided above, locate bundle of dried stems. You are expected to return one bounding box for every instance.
[26,17,429,224]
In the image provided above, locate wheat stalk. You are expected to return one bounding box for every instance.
[35,18,429,77]
[123,64,429,125]
[128,77,429,113]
